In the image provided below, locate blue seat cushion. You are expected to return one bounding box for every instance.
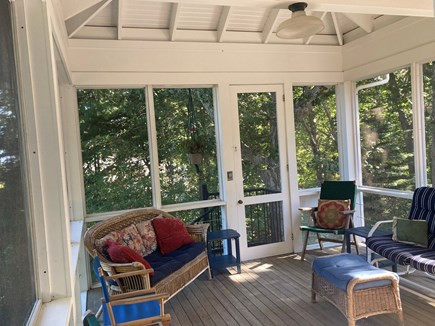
[409,251,435,274]
[312,254,397,291]
[103,298,161,325]
[366,236,434,265]
[147,242,206,286]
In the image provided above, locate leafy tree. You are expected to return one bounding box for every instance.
[294,85,339,188]
[78,89,152,213]
[237,92,281,192]
[78,88,219,213]
[358,69,414,190]
[358,69,414,224]
[153,88,218,205]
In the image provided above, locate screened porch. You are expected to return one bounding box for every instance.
[2,1,435,325]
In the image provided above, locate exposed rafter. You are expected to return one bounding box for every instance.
[169,3,181,41]
[65,0,113,38]
[117,0,124,40]
[217,6,232,43]
[262,8,280,44]
[64,0,429,47]
[133,0,435,17]
[344,13,374,33]
[305,11,328,45]
[331,12,343,45]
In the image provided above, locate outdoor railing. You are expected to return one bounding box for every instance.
[192,187,283,248]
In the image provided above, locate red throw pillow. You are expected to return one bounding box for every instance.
[106,239,154,276]
[152,217,194,254]
[315,199,351,229]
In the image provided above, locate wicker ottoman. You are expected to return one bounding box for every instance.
[311,254,403,326]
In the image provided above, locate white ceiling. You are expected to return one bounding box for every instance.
[61,0,435,46]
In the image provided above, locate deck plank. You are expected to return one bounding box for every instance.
[87,251,435,325]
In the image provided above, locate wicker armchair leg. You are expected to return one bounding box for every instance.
[397,310,404,326]
[311,290,316,303]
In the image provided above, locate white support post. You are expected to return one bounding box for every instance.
[336,81,364,226]
[411,62,427,187]
[284,82,302,253]
[336,81,358,181]
[13,1,75,323]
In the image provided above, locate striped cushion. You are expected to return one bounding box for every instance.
[366,236,434,265]
[409,251,435,274]
[409,187,435,249]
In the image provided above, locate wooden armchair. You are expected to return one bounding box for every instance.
[94,256,171,326]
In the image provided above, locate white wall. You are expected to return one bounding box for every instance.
[343,17,435,80]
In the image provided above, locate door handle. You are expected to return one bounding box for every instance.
[238,200,243,204]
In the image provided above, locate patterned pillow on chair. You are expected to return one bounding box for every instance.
[315,199,351,229]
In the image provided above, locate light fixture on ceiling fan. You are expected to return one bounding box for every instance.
[276,2,324,39]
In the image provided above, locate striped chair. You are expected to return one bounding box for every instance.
[366,187,435,274]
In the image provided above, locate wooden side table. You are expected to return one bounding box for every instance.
[207,229,241,277]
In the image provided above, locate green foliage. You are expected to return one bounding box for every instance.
[153,88,219,205]
[238,92,281,191]
[358,68,414,221]
[294,85,339,188]
[78,88,220,212]
[78,89,153,213]
[358,68,414,191]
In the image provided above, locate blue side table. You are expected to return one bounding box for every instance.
[207,229,241,277]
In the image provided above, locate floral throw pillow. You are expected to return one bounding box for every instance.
[315,199,351,229]
[136,219,158,256]
[117,224,147,256]
[95,231,122,254]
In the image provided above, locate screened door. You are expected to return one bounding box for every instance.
[230,85,292,260]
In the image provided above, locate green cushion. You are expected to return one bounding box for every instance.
[392,217,428,247]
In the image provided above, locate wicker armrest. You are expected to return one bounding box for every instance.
[100,260,153,292]
[186,223,209,242]
[346,273,399,294]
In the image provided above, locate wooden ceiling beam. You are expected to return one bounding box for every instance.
[344,13,374,33]
[169,3,181,41]
[133,0,434,17]
[66,0,113,38]
[262,8,280,44]
[217,6,232,43]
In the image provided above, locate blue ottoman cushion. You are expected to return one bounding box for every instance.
[312,254,398,291]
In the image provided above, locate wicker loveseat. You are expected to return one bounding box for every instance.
[84,208,210,300]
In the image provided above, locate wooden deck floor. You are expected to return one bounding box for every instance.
[87,250,435,325]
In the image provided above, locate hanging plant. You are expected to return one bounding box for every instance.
[184,137,207,154]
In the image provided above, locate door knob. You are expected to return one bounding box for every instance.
[238,200,243,204]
